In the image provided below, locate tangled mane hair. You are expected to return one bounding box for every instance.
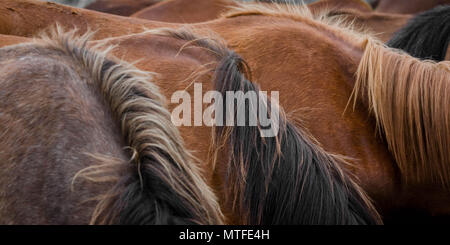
[387,5,450,61]
[224,0,371,43]
[148,27,381,224]
[37,26,224,224]
[353,39,450,188]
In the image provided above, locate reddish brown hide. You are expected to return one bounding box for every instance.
[130,0,410,42]
[132,0,238,23]
[130,0,373,23]
[85,0,161,16]
[373,0,450,14]
[0,0,408,42]
[330,8,410,42]
[0,27,386,224]
[0,0,167,39]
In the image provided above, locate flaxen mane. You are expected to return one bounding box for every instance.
[38,26,224,224]
[148,27,381,224]
[353,39,450,188]
[387,5,450,61]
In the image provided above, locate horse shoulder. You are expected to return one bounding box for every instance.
[131,0,237,23]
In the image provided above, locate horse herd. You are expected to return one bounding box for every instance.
[0,0,449,225]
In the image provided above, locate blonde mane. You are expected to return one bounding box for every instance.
[36,26,224,224]
[353,39,450,188]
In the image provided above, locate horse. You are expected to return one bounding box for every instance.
[46,0,94,8]
[85,0,161,16]
[0,27,382,225]
[131,0,238,23]
[2,0,450,223]
[0,29,224,224]
[0,0,166,40]
[130,0,373,23]
[0,0,406,42]
[387,5,450,61]
[368,0,450,14]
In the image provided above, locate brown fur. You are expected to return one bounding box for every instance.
[131,0,372,23]
[132,0,238,23]
[309,0,373,13]
[147,27,381,224]
[326,8,411,42]
[2,0,450,222]
[0,26,224,224]
[100,3,450,221]
[85,0,161,16]
[0,0,167,39]
[374,0,450,14]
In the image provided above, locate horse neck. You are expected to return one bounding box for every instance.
[0,0,153,39]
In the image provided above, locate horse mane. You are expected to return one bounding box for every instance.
[353,38,450,188]
[149,27,381,224]
[37,26,224,224]
[387,5,450,61]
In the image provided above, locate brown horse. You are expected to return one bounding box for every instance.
[0,0,407,42]
[0,29,224,224]
[131,0,238,23]
[130,0,373,23]
[387,5,450,61]
[1,1,450,223]
[105,3,450,223]
[85,0,161,16]
[130,0,410,42]
[370,0,450,14]
[0,0,167,39]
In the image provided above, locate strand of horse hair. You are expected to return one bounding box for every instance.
[38,25,224,224]
[387,5,450,61]
[148,27,381,225]
[353,38,450,188]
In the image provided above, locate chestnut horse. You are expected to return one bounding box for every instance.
[130,0,410,42]
[130,0,372,23]
[131,0,238,23]
[0,0,167,39]
[85,0,161,16]
[1,1,450,223]
[387,5,450,61]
